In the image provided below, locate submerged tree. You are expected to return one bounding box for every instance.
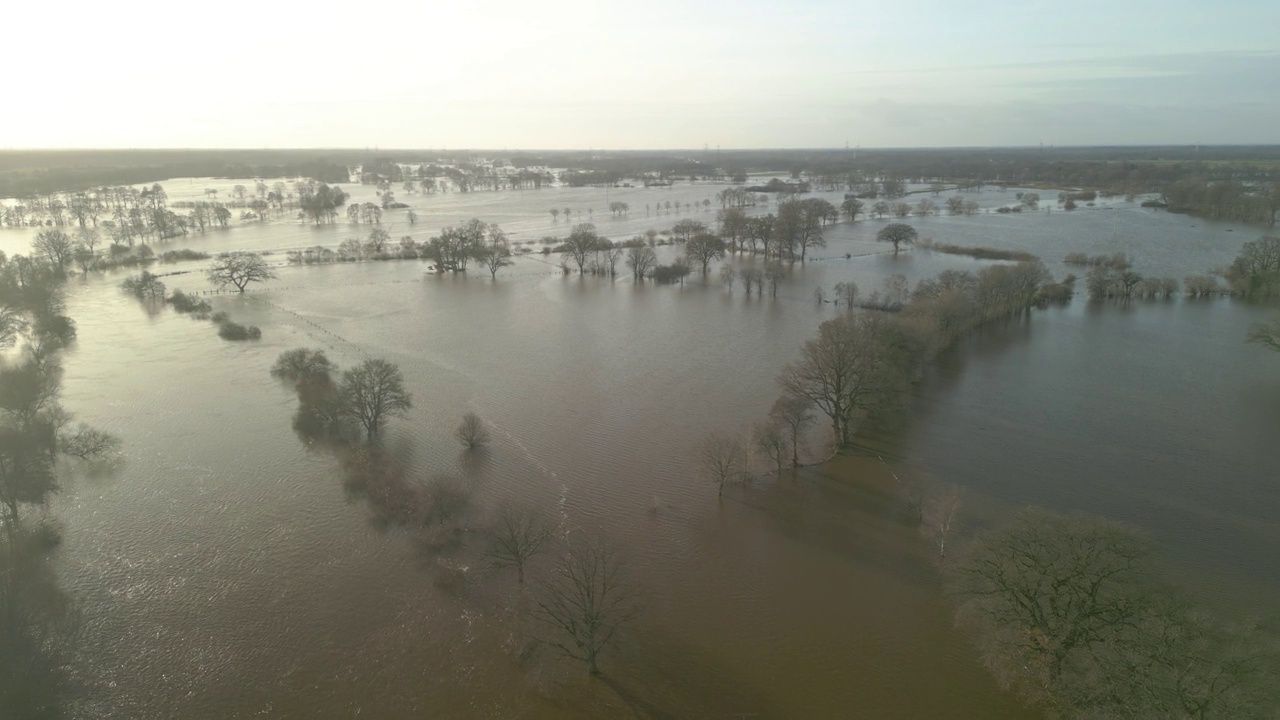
[338,359,412,439]
[768,394,814,467]
[684,233,726,274]
[697,432,746,497]
[877,223,918,254]
[59,424,121,460]
[626,245,657,280]
[120,271,166,301]
[476,225,513,279]
[536,541,640,675]
[778,314,901,447]
[487,504,551,584]
[1247,316,1280,352]
[270,348,335,385]
[560,223,601,274]
[32,231,74,272]
[753,421,788,475]
[454,412,491,449]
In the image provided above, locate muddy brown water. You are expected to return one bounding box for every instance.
[6,178,1274,717]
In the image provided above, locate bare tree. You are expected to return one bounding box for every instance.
[719,264,736,292]
[778,314,901,446]
[920,483,964,559]
[841,197,864,221]
[753,421,788,475]
[697,432,746,497]
[949,508,1150,708]
[120,271,166,301]
[1246,316,1280,352]
[476,225,513,278]
[768,394,814,467]
[560,223,600,274]
[207,251,276,292]
[684,233,726,273]
[59,424,121,460]
[833,281,859,309]
[536,541,640,675]
[0,308,27,349]
[487,504,551,584]
[951,507,1278,716]
[338,359,412,439]
[626,245,657,280]
[455,412,491,449]
[33,230,74,271]
[73,242,98,274]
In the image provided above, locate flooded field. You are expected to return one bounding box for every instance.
[7,178,1277,717]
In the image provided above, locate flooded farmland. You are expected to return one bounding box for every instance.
[5,178,1277,717]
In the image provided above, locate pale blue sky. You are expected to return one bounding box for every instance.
[3,0,1277,148]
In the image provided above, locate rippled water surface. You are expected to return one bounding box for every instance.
[11,179,1277,717]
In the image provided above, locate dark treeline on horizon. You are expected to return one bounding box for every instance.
[4,145,1279,226]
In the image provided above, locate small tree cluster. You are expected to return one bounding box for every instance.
[271,349,412,440]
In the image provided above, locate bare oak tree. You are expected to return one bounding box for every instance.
[950,507,1278,717]
[207,251,276,292]
[949,508,1150,708]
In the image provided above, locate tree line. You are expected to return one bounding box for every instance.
[0,247,121,715]
[1081,236,1279,300]
[733,251,1280,717]
[270,349,641,676]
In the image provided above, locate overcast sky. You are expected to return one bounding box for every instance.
[4,0,1277,148]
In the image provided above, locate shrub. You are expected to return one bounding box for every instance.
[121,271,166,300]
[454,412,491,449]
[1184,274,1224,297]
[168,290,212,315]
[160,249,211,263]
[216,320,262,341]
[1036,282,1074,304]
[1064,252,1130,269]
[918,239,1037,262]
[36,314,77,343]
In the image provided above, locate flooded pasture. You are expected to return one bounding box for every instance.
[6,178,1278,717]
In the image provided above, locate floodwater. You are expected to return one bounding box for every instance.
[5,178,1278,717]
